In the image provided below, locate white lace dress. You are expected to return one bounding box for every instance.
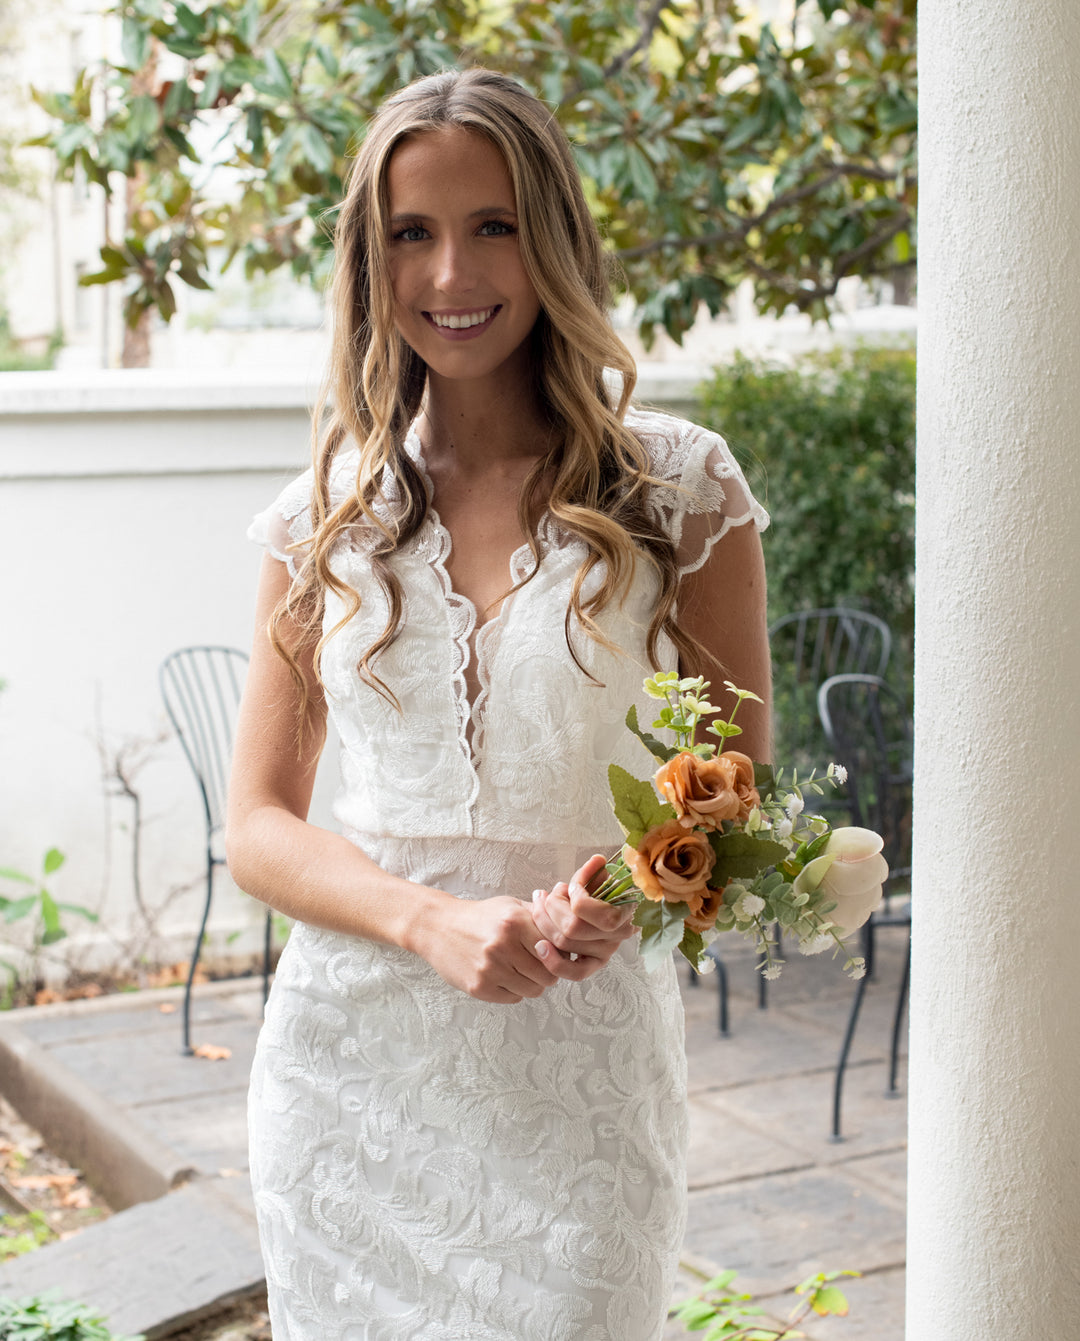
[246,406,768,1340]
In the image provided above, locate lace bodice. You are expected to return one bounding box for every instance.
[248,406,767,848]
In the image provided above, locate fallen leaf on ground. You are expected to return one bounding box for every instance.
[10,1173,78,1189]
[34,989,62,1006]
[158,1003,177,1014]
[60,1185,93,1209]
[218,1167,243,1178]
[192,1043,232,1061]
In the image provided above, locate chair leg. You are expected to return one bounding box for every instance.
[183,855,216,1056]
[715,955,730,1037]
[262,907,273,1007]
[831,968,870,1141]
[887,932,911,1095]
[830,920,874,1141]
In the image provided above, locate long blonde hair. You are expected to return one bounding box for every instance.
[272,67,696,711]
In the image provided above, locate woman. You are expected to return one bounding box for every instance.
[227,67,770,1341]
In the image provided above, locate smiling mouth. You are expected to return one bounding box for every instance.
[425,306,500,330]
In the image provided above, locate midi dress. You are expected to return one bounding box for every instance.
[245,405,768,1340]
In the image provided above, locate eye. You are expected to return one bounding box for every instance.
[392,223,429,243]
[478,218,516,237]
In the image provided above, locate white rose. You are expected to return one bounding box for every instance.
[793,827,889,936]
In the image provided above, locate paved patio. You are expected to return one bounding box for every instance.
[0,927,907,1339]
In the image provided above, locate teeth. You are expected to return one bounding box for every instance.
[431,308,495,329]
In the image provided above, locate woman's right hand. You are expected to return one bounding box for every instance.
[415,895,562,1005]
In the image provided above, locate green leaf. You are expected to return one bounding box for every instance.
[753,762,777,799]
[39,890,65,944]
[625,704,677,763]
[677,925,705,969]
[633,897,689,971]
[3,896,38,922]
[608,764,675,847]
[56,903,98,923]
[810,1285,850,1316]
[42,848,64,875]
[0,867,35,884]
[122,16,150,70]
[708,831,790,888]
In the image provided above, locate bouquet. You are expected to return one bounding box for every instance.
[592,672,888,980]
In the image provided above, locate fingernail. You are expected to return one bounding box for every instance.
[532,889,544,901]
[535,942,549,957]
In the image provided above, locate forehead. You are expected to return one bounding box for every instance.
[386,126,517,210]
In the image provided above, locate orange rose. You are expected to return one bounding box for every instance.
[654,750,760,830]
[685,885,726,934]
[622,819,714,910]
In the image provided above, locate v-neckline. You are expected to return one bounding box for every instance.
[404,425,548,771]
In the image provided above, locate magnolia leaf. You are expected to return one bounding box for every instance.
[708,831,790,888]
[625,703,677,763]
[608,763,674,847]
[633,897,689,972]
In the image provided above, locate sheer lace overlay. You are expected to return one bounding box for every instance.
[246,408,767,1340]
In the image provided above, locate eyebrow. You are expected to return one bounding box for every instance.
[389,206,517,223]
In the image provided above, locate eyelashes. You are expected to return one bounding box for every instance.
[389,218,518,243]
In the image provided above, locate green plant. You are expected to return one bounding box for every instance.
[697,346,915,760]
[670,1268,857,1339]
[0,1291,143,1340]
[0,1211,54,1262]
[0,851,98,1007]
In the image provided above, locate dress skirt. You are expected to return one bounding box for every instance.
[248,834,689,1341]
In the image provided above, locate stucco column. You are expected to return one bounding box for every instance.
[909,2,1080,1334]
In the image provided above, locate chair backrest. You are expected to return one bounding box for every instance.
[769,608,892,773]
[817,673,912,881]
[160,647,249,835]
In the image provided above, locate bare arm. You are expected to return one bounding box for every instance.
[226,555,624,1001]
[677,520,772,763]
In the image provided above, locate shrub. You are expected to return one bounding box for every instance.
[697,346,915,672]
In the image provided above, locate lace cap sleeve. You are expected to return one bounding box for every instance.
[247,468,316,580]
[628,406,769,577]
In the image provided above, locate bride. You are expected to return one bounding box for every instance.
[227,66,770,1341]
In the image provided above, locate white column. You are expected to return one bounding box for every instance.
[909,2,1080,1334]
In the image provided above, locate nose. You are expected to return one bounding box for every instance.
[432,237,478,296]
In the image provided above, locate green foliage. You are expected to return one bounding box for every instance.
[608,764,675,847]
[697,346,915,762]
[670,1267,857,1338]
[0,312,60,371]
[0,1211,54,1262]
[0,1291,143,1340]
[0,851,98,1008]
[27,0,915,342]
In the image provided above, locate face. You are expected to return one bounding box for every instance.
[384,126,542,386]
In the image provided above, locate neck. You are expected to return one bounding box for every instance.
[420,354,550,472]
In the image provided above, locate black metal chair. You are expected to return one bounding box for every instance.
[817,672,912,1139]
[160,646,271,1055]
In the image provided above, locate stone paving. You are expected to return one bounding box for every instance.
[0,923,908,1339]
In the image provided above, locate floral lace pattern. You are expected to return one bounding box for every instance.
[246,408,767,1339]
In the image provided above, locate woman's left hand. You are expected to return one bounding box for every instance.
[530,853,638,980]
